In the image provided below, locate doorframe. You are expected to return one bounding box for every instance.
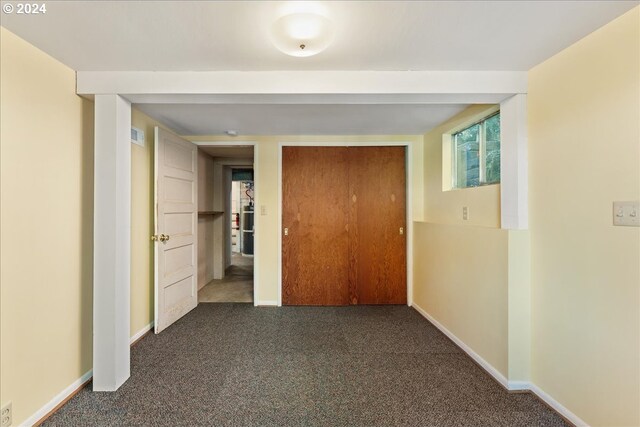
[277,141,414,307]
[192,140,259,306]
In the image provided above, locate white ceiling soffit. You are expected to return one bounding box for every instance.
[134,103,468,135]
[122,93,509,105]
[198,146,255,159]
[1,1,637,72]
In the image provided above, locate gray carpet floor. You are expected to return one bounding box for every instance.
[43,305,568,426]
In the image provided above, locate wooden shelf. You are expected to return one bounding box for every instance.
[198,211,224,216]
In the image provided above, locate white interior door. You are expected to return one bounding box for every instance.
[154,127,198,333]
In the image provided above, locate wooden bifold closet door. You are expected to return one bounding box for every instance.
[282,146,406,306]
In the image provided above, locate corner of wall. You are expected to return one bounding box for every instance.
[507,230,531,382]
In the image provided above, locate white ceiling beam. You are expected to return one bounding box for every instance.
[77,71,527,100]
[116,93,512,105]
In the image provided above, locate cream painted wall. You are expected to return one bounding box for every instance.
[416,105,513,379]
[0,27,94,426]
[416,101,533,382]
[413,222,509,376]
[423,105,501,228]
[528,7,640,427]
[187,135,424,303]
[0,28,182,425]
[197,150,215,289]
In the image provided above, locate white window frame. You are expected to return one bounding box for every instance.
[452,111,500,189]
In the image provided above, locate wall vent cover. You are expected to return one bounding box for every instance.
[131,127,145,147]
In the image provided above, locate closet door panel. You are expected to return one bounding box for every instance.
[348,146,407,304]
[282,146,350,305]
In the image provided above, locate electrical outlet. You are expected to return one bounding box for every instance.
[462,206,469,220]
[1,401,12,427]
[613,201,640,227]
[260,205,267,216]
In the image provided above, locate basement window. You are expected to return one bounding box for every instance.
[452,112,500,188]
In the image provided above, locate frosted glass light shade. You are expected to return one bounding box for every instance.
[270,13,334,57]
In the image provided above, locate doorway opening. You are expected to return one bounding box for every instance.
[196,145,255,304]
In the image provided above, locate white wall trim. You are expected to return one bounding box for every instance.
[130,322,154,345]
[506,380,531,391]
[255,300,279,306]
[406,143,414,307]
[77,70,527,97]
[252,144,259,307]
[412,302,509,388]
[120,93,513,105]
[190,141,260,306]
[277,141,414,307]
[23,370,93,427]
[24,323,155,427]
[277,143,283,307]
[528,383,589,427]
[191,140,257,147]
[412,302,589,427]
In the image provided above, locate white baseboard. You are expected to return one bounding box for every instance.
[22,322,154,426]
[412,302,509,388]
[528,383,588,427]
[412,302,589,427]
[22,369,93,427]
[255,300,278,306]
[506,380,530,391]
[130,321,154,344]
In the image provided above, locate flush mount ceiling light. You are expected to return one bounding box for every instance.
[270,12,334,57]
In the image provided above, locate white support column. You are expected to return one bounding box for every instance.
[93,94,131,391]
[500,94,528,230]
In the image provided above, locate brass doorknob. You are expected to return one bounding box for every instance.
[159,234,170,242]
[151,235,159,241]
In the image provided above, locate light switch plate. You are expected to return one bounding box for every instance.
[613,201,639,227]
[462,206,469,221]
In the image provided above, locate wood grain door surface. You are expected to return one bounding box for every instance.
[282,147,351,305]
[348,146,407,304]
[282,146,406,306]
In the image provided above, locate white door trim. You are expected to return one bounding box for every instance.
[277,141,414,307]
[191,141,259,306]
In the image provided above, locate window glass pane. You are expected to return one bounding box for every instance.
[484,114,500,184]
[454,123,480,187]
